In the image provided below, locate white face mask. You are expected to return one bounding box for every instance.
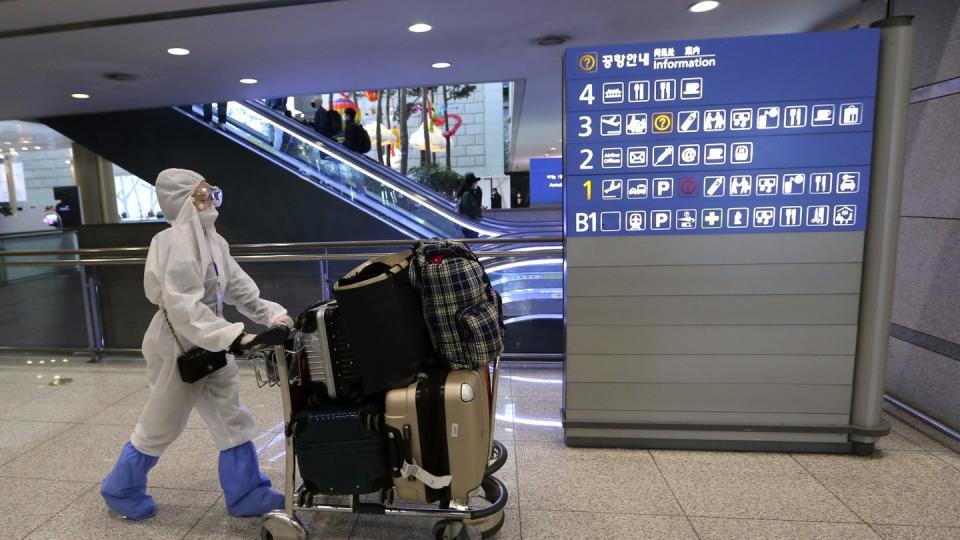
[198,207,219,228]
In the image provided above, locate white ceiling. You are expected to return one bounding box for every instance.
[0,0,862,170]
[0,121,74,155]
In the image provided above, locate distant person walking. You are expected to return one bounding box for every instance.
[457,173,483,238]
[342,108,371,154]
[490,188,502,209]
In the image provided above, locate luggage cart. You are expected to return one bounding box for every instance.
[250,344,509,540]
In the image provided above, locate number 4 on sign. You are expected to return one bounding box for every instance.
[579,84,595,106]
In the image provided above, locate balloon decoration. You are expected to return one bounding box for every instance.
[364,90,379,102]
[411,96,464,139]
[332,93,359,119]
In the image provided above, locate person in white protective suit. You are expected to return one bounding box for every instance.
[100,168,295,521]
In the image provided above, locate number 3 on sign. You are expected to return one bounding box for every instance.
[579,84,595,106]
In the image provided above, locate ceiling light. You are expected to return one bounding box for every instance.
[408,23,432,33]
[103,72,138,82]
[21,146,28,150]
[536,35,569,46]
[549,147,557,151]
[33,146,41,150]
[65,160,72,165]
[71,93,90,99]
[167,47,190,56]
[431,62,451,69]
[689,1,720,13]
[239,78,258,85]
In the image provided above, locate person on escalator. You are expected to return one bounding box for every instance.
[343,108,371,154]
[456,172,483,238]
[100,168,295,522]
[311,99,334,138]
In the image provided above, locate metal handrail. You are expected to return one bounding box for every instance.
[0,236,564,258]
[0,249,564,267]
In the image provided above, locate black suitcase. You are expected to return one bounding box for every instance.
[292,402,393,496]
[295,300,363,402]
[333,251,434,395]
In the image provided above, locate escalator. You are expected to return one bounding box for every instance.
[182,100,560,238]
[44,100,563,359]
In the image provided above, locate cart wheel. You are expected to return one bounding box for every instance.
[433,519,469,540]
[486,440,508,475]
[478,509,506,539]
[260,510,308,540]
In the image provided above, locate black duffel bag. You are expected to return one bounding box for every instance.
[332,251,433,395]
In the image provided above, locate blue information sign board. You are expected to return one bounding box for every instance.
[563,31,880,236]
[529,157,564,206]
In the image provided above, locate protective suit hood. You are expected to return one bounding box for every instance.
[154,168,226,290]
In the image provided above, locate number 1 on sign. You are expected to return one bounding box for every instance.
[583,179,592,201]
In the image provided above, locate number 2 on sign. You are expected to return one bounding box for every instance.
[583,179,592,201]
[579,149,594,170]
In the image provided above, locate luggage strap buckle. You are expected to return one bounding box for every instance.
[400,461,452,490]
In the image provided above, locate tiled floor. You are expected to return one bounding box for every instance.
[1,358,959,539]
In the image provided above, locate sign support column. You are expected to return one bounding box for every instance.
[849,16,914,452]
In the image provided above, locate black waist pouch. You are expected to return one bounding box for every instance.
[333,251,433,394]
[292,403,392,495]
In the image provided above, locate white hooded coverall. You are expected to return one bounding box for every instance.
[131,169,286,457]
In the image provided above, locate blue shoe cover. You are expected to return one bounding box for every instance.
[219,441,284,517]
[101,442,159,521]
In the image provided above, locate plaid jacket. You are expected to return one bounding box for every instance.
[409,241,504,369]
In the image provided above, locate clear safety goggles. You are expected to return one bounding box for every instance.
[193,181,223,210]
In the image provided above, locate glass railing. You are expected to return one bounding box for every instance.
[0,238,563,361]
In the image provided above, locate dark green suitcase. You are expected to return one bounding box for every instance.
[292,403,393,495]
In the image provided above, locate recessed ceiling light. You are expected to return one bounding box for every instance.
[549,147,557,151]
[239,78,258,85]
[535,35,569,46]
[33,146,41,150]
[408,23,432,33]
[65,160,72,165]
[167,47,190,56]
[71,93,90,99]
[103,72,138,82]
[432,62,451,69]
[689,1,720,13]
[21,146,28,151]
